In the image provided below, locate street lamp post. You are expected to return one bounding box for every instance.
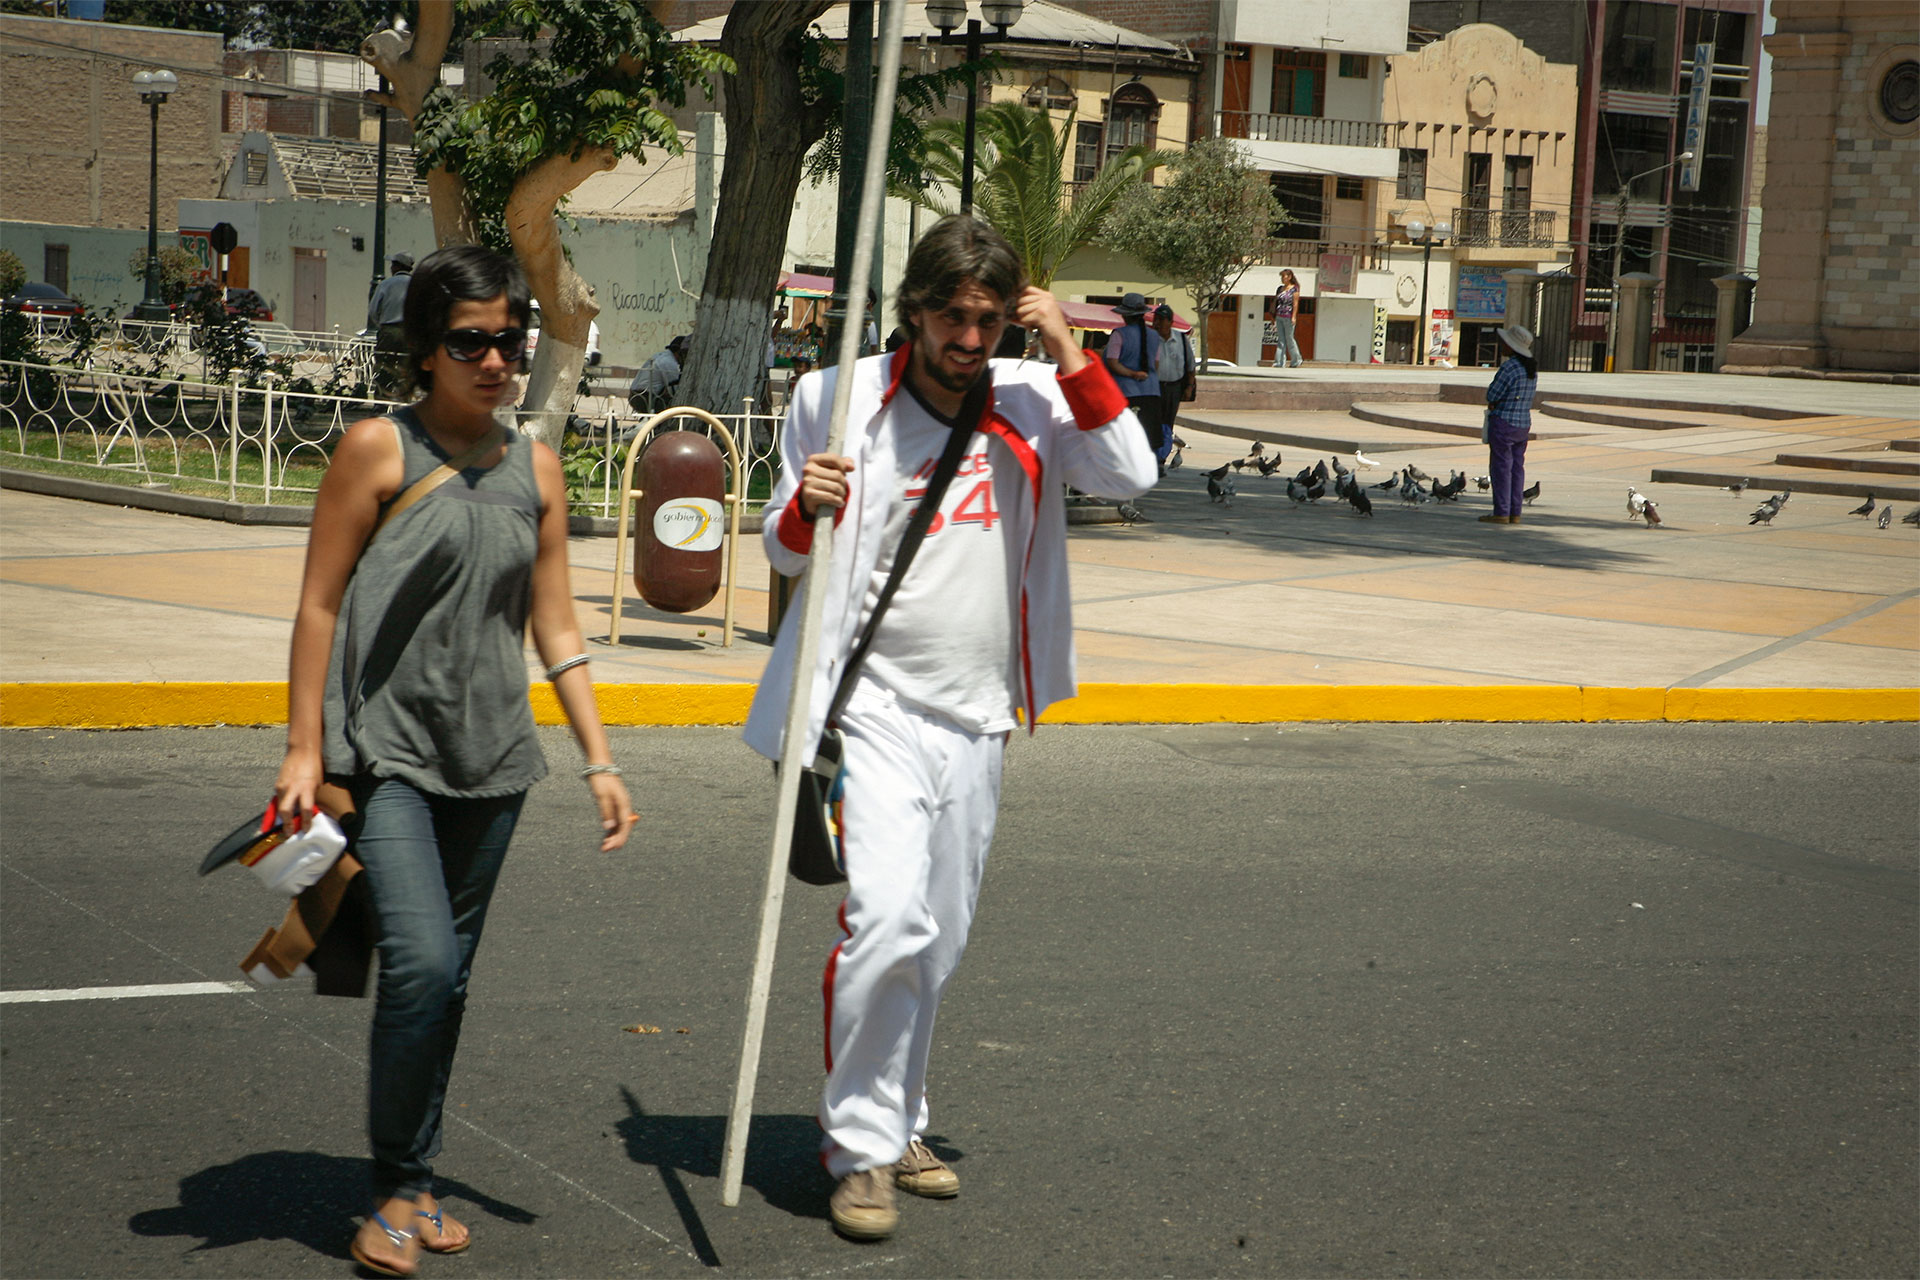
[1606,149,1692,372]
[130,68,179,324]
[1405,218,1451,367]
[926,0,1024,216]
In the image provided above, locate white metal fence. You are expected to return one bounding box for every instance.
[0,359,786,519]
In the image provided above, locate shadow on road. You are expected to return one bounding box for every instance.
[127,1150,532,1259]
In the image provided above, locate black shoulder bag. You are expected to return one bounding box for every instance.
[789,385,985,885]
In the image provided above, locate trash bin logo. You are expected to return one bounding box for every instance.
[653,497,724,552]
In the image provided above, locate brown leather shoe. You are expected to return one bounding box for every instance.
[892,1138,960,1198]
[1477,513,1511,524]
[830,1169,898,1240]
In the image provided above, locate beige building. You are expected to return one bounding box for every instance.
[1380,23,1579,365]
[0,14,222,238]
[1728,0,1918,373]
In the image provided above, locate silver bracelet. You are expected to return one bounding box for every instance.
[580,763,623,778]
[546,653,590,681]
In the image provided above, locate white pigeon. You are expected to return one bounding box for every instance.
[1353,449,1379,469]
[1626,486,1647,520]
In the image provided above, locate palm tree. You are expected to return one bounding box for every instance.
[905,101,1171,289]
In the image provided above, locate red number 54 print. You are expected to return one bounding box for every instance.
[904,479,1000,535]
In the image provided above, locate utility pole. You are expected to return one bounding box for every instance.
[371,75,389,300]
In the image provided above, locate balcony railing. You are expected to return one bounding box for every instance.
[1252,239,1386,271]
[1453,206,1558,249]
[1217,111,1387,149]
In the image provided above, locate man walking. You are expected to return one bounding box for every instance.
[365,251,413,395]
[1104,291,1161,463]
[744,215,1156,1241]
[1152,304,1194,472]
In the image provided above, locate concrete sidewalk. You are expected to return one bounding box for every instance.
[2,369,1916,725]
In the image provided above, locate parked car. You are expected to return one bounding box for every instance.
[221,288,273,321]
[4,282,83,321]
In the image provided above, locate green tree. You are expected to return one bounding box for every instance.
[905,101,1171,291]
[677,4,977,417]
[0,248,24,299]
[124,245,203,308]
[1102,136,1285,368]
[362,0,728,438]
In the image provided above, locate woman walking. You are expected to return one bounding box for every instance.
[273,245,635,1277]
[1479,323,1538,525]
[1272,269,1304,368]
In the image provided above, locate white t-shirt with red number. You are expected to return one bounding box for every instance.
[856,389,1017,735]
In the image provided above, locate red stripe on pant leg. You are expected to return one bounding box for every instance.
[821,899,850,1074]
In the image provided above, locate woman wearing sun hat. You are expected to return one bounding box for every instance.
[1479,323,1537,525]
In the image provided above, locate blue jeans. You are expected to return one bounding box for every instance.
[1486,414,1531,516]
[1275,318,1302,367]
[351,776,525,1201]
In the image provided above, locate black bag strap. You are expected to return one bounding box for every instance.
[822,378,988,728]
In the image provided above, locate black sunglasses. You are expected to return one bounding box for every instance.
[442,327,529,362]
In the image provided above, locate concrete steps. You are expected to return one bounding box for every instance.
[1648,462,1920,502]
[1191,377,1442,413]
[1346,401,1597,440]
[1774,450,1920,476]
[1531,400,1768,431]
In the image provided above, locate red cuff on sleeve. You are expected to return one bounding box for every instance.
[775,491,845,556]
[1057,358,1130,430]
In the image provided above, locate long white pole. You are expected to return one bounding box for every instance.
[719,0,908,1210]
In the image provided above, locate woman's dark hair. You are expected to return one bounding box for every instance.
[895,215,1027,330]
[402,244,533,394]
[1514,352,1538,378]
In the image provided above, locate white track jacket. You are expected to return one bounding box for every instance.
[744,344,1156,763]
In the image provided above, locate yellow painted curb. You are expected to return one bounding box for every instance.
[4,683,1916,728]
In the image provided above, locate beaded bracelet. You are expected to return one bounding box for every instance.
[580,763,623,779]
[546,653,590,681]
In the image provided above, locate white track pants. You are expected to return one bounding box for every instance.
[819,680,1005,1178]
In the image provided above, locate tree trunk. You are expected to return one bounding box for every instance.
[676,1,832,419]
[506,148,616,442]
[360,0,476,248]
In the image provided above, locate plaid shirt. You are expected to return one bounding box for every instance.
[1486,358,1536,431]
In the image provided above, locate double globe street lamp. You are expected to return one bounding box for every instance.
[1404,218,1451,366]
[130,68,180,325]
[925,0,1024,216]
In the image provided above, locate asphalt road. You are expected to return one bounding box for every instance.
[2,723,1915,1279]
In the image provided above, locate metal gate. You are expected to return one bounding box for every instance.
[1508,270,1580,372]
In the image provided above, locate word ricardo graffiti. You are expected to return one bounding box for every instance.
[611,285,672,314]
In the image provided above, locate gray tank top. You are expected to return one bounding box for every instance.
[323,406,548,796]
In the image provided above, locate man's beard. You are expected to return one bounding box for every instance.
[911,328,989,395]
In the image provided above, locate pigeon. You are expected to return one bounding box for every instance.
[1772,487,1793,509]
[1748,498,1782,526]
[1349,486,1373,516]
[1905,507,1920,526]
[1877,506,1893,529]
[1116,501,1151,524]
[1171,434,1189,450]
[1433,472,1465,501]
[1247,442,1266,459]
[1165,446,1184,472]
[1286,477,1310,505]
[1642,500,1661,527]
[1627,486,1647,520]
[1256,453,1285,477]
[1353,449,1379,469]
[1726,478,1750,496]
[1331,456,1351,479]
[1522,479,1541,505]
[1848,494,1876,518]
[1374,471,1401,492]
[1400,475,1429,504]
[1293,464,1316,486]
[1230,456,1253,472]
[1304,476,1327,503]
[1203,461,1232,483]
[1334,472,1358,501]
[1311,459,1331,486]
[1474,475,1491,491]
[1406,464,1432,483]
[1207,472,1236,506]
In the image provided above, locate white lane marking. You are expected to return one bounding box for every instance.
[0,981,253,1003]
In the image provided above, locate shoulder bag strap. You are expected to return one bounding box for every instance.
[366,420,506,545]
[822,380,987,728]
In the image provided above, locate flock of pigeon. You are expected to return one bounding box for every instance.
[1164,438,1531,517]
[1129,439,1920,530]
